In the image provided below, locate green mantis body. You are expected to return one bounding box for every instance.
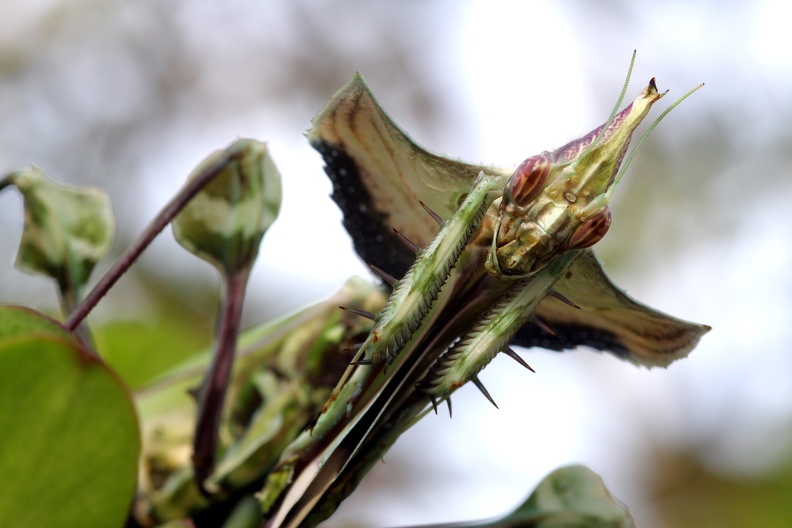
[260,60,709,527]
[354,172,499,367]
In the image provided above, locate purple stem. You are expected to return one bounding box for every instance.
[58,281,98,359]
[192,266,251,490]
[63,148,244,332]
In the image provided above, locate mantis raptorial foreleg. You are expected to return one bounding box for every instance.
[360,171,499,365]
[332,171,498,389]
[421,251,577,408]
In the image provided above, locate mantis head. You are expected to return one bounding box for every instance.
[487,74,700,278]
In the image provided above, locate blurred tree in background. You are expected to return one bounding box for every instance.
[1,1,790,526]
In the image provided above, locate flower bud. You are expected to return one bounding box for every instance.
[1,167,114,293]
[172,139,281,275]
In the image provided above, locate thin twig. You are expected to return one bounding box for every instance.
[192,266,251,491]
[64,148,245,332]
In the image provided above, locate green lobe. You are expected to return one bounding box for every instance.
[0,305,71,341]
[504,465,635,528]
[172,139,282,273]
[2,167,114,292]
[0,309,139,528]
[420,465,635,528]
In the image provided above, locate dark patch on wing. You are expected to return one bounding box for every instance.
[511,322,631,359]
[313,140,414,280]
[314,138,633,362]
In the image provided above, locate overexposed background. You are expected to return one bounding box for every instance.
[1,1,790,527]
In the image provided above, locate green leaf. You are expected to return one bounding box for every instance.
[95,314,212,390]
[0,308,139,528]
[411,465,635,528]
[221,495,262,528]
[0,305,72,341]
[503,465,635,528]
[172,139,282,274]
[1,167,114,294]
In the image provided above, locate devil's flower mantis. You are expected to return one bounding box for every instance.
[259,57,709,527]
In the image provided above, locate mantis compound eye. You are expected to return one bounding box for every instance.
[569,206,612,249]
[504,154,552,207]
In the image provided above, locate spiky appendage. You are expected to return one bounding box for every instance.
[420,200,444,226]
[305,411,321,434]
[338,342,370,366]
[471,376,499,409]
[429,395,438,414]
[530,316,557,337]
[503,346,535,373]
[392,228,421,254]
[350,359,372,366]
[421,252,578,408]
[339,306,376,321]
[548,289,580,309]
[344,343,363,352]
[368,263,397,287]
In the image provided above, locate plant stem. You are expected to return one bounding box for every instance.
[192,265,251,491]
[57,281,98,358]
[63,147,246,332]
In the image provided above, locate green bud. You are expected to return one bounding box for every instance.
[172,139,282,274]
[1,167,114,294]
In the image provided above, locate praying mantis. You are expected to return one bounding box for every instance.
[258,56,710,527]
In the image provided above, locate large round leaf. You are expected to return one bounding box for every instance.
[0,305,71,341]
[0,308,139,528]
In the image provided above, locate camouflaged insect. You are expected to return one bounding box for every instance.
[261,56,709,527]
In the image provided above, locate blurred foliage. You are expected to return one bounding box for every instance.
[95,310,211,390]
[1,1,791,527]
[91,264,215,390]
[1,167,114,299]
[132,277,385,525]
[649,446,792,528]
